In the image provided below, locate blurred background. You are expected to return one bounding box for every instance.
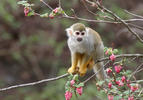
[0,0,143,100]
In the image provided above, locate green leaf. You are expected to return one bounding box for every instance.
[27,11,35,16]
[104,47,108,52]
[97,81,105,86]
[68,74,73,80]
[73,74,78,81]
[65,81,70,87]
[17,1,27,5]
[76,83,84,88]
[17,0,34,7]
[113,49,118,54]
[61,10,65,14]
[123,90,130,95]
[23,3,34,7]
[40,13,49,18]
[114,95,122,100]
[108,51,112,55]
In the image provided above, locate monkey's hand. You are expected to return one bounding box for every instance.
[68,66,77,74]
[79,67,87,76]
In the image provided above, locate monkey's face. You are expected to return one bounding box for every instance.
[73,30,87,43]
[67,30,89,53]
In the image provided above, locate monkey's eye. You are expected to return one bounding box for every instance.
[81,32,85,35]
[75,32,80,35]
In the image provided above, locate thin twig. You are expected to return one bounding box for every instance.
[63,14,143,24]
[95,54,143,63]
[132,80,143,83]
[83,61,110,84]
[40,0,53,10]
[81,0,114,21]
[101,6,143,43]
[84,0,143,43]
[59,0,61,7]
[101,7,143,43]
[129,63,143,80]
[128,23,143,31]
[0,73,69,92]
[63,15,120,24]
[138,89,143,96]
[136,67,143,73]
[124,10,143,19]
[124,19,143,22]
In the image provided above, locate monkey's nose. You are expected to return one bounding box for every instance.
[77,38,82,42]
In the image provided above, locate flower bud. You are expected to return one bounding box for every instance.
[106,68,112,74]
[76,87,83,96]
[128,96,134,100]
[108,95,114,100]
[109,53,116,61]
[130,84,139,92]
[65,91,72,100]
[108,82,112,89]
[114,65,122,73]
[121,76,126,82]
[70,80,75,86]
[24,7,29,16]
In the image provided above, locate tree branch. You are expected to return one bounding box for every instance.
[0,54,143,92]
[124,10,143,19]
[103,7,143,43]
[40,0,53,10]
[0,73,69,92]
[84,0,143,43]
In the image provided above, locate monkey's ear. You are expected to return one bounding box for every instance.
[65,28,73,37]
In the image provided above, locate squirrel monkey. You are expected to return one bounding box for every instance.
[66,23,106,80]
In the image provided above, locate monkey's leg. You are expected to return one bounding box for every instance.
[79,54,92,76]
[77,54,83,69]
[68,52,79,74]
[87,58,95,70]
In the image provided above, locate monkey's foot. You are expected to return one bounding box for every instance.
[87,60,94,70]
[79,68,87,76]
[68,67,76,74]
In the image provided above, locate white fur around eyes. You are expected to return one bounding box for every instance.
[67,32,95,55]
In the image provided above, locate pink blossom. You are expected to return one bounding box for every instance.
[114,65,122,73]
[24,7,29,16]
[116,80,124,86]
[49,14,54,19]
[76,87,83,96]
[105,50,109,55]
[108,95,114,100]
[127,83,131,88]
[108,82,112,88]
[65,91,72,100]
[106,68,112,74]
[70,80,75,86]
[110,53,116,61]
[53,8,59,13]
[128,96,134,100]
[121,76,126,82]
[130,84,138,92]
